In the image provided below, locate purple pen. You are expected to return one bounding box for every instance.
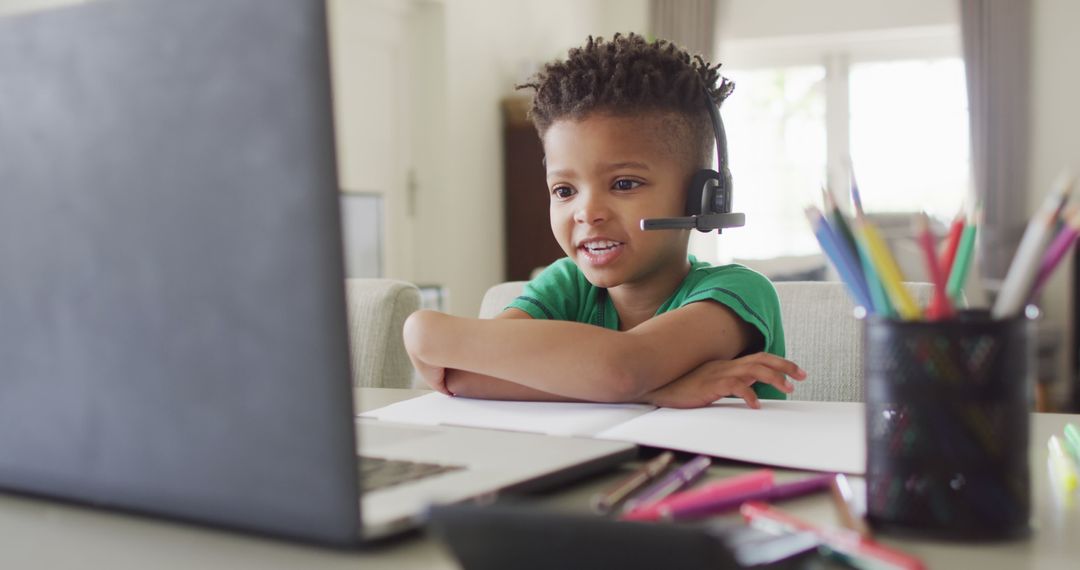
[667,472,834,521]
[620,455,711,513]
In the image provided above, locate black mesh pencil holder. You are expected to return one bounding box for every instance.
[863,310,1032,540]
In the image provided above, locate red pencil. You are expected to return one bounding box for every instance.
[741,502,926,570]
[915,213,953,319]
[938,211,966,284]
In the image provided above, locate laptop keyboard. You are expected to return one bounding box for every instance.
[358,456,464,493]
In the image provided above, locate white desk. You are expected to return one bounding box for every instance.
[1,388,1078,569]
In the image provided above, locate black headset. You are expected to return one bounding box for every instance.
[639,85,745,234]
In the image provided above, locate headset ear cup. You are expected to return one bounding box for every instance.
[685,169,721,216]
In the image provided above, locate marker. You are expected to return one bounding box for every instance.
[741,502,926,570]
[828,473,872,539]
[619,455,711,513]
[590,451,674,513]
[621,469,774,521]
[656,472,834,521]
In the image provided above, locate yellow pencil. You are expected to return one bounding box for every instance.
[853,214,921,320]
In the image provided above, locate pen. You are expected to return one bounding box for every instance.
[620,455,711,513]
[660,472,833,521]
[621,469,774,521]
[590,451,674,513]
[828,473,872,539]
[741,501,925,570]
[1048,435,1078,494]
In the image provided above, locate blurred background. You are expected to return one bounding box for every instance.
[3,0,1078,411]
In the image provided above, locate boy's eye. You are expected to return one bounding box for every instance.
[552,186,575,199]
[613,179,641,191]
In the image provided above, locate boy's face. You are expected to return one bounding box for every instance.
[542,113,693,290]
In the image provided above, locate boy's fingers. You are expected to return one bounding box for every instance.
[738,364,794,393]
[747,353,806,380]
[734,386,760,409]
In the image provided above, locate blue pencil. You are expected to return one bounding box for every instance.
[805,206,874,311]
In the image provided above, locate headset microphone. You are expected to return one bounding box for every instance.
[640,85,745,234]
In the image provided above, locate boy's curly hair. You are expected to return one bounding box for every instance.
[517,33,733,166]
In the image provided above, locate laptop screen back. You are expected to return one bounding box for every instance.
[0,0,361,543]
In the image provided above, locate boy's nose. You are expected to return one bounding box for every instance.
[573,192,611,225]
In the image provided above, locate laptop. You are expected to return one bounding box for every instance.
[0,0,635,544]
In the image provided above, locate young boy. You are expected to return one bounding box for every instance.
[404,33,805,409]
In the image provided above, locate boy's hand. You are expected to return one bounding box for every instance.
[641,353,806,409]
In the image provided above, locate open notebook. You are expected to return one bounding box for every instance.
[361,394,866,474]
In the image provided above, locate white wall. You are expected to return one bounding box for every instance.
[716,0,956,40]
[1030,0,1080,406]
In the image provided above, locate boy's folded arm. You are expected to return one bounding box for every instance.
[442,369,582,402]
[404,302,756,402]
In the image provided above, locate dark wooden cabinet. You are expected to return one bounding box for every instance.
[502,97,565,281]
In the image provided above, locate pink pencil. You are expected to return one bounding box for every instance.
[1029,208,1080,302]
[620,469,774,521]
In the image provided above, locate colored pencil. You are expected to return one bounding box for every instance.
[938,211,966,282]
[821,188,874,308]
[945,208,978,303]
[914,212,953,319]
[825,186,891,316]
[1028,207,1080,302]
[992,172,1076,319]
[806,207,874,310]
[847,166,900,317]
[853,211,921,320]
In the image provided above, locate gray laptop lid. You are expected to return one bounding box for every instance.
[0,0,361,543]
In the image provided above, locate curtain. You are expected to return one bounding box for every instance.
[958,0,1032,289]
[648,0,716,57]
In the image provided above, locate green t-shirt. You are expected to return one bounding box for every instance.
[506,256,786,399]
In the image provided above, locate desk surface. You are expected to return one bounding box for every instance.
[1,388,1078,569]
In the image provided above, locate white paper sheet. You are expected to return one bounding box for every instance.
[360,392,656,437]
[596,399,866,474]
[362,394,866,473]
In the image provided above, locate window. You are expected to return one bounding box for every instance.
[694,66,826,262]
[693,29,970,265]
[848,58,969,220]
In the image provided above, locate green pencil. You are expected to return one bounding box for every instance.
[946,210,979,303]
[1065,424,1080,462]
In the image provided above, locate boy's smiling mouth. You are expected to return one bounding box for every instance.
[577,237,625,266]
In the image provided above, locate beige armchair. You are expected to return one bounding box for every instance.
[345,279,420,388]
[479,280,936,402]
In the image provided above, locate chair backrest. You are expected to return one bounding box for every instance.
[776,281,933,402]
[479,281,529,318]
[479,280,938,402]
[345,279,420,388]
